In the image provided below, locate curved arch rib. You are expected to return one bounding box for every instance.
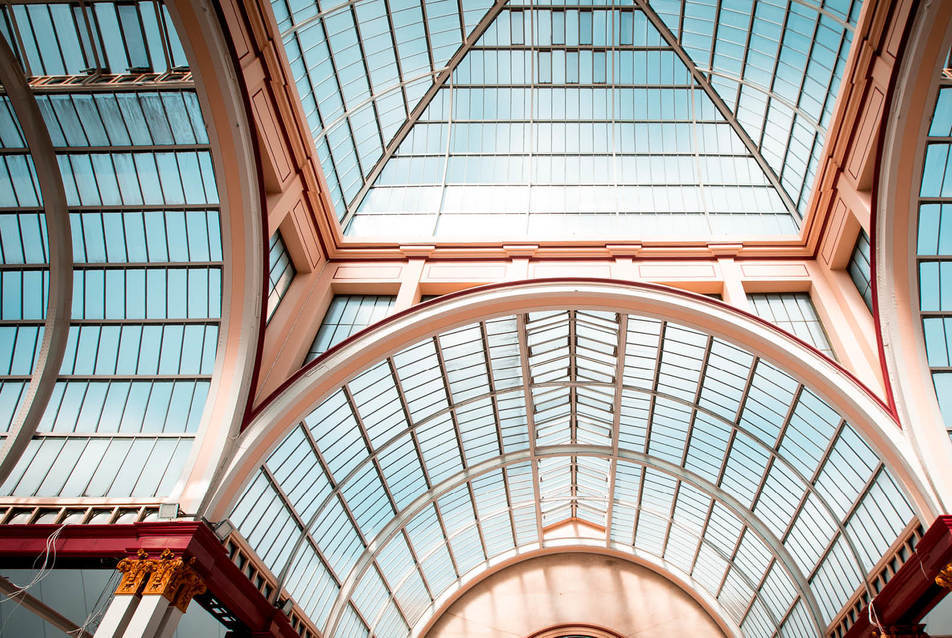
[0,34,73,483]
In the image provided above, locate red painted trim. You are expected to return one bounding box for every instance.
[845,515,952,637]
[868,0,919,422]
[208,0,271,437]
[0,522,297,638]
[247,277,897,426]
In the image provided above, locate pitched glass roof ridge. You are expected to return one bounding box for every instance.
[273,0,862,239]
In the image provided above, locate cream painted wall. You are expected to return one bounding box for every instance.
[426,553,726,638]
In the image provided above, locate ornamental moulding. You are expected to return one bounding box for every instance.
[115,548,207,612]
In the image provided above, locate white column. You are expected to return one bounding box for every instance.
[121,594,177,638]
[93,595,140,638]
[153,606,185,638]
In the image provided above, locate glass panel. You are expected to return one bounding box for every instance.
[748,292,834,359]
[351,6,802,239]
[0,9,223,498]
[4,1,185,76]
[306,294,396,362]
[848,229,873,312]
[918,81,952,439]
[267,231,295,322]
[233,308,915,637]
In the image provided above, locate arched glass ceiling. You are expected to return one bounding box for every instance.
[229,306,915,638]
[0,1,224,498]
[916,47,952,442]
[272,0,860,239]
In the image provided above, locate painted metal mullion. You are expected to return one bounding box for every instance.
[454,44,675,52]
[690,73,713,233]
[687,497,718,579]
[802,464,889,585]
[455,0,467,42]
[0,432,191,442]
[641,320,667,457]
[145,0,171,72]
[311,419,416,632]
[516,312,546,546]
[342,384,438,609]
[746,385,804,517]
[312,15,368,184]
[707,0,723,84]
[755,0,792,152]
[731,0,759,117]
[388,353,464,581]
[631,319,667,545]
[260,464,345,590]
[418,0,436,73]
[478,320,520,552]
[262,456,381,633]
[2,5,34,78]
[432,58,453,235]
[776,6,824,203]
[347,2,388,151]
[733,543,786,631]
[677,0,686,42]
[603,312,627,543]
[661,334,713,561]
[381,0,410,114]
[568,310,577,518]
[21,79,197,94]
[525,1,535,231]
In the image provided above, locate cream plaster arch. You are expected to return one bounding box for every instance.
[205,280,944,637]
[207,279,938,521]
[875,0,952,513]
[162,0,265,514]
[418,545,736,638]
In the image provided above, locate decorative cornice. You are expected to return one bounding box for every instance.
[936,562,952,591]
[114,548,207,612]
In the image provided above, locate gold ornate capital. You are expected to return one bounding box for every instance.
[113,548,207,612]
[936,562,952,591]
[115,549,154,595]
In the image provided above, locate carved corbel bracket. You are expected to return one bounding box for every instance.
[113,548,207,612]
[935,563,952,591]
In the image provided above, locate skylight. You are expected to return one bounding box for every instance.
[230,303,915,637]
[273,0,860,240]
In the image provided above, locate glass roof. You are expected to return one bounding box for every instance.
[272,0,861,240]
[230,307,915,637]
[0,1,224,498]
[0,96,49,437]
[916,49,952,442]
